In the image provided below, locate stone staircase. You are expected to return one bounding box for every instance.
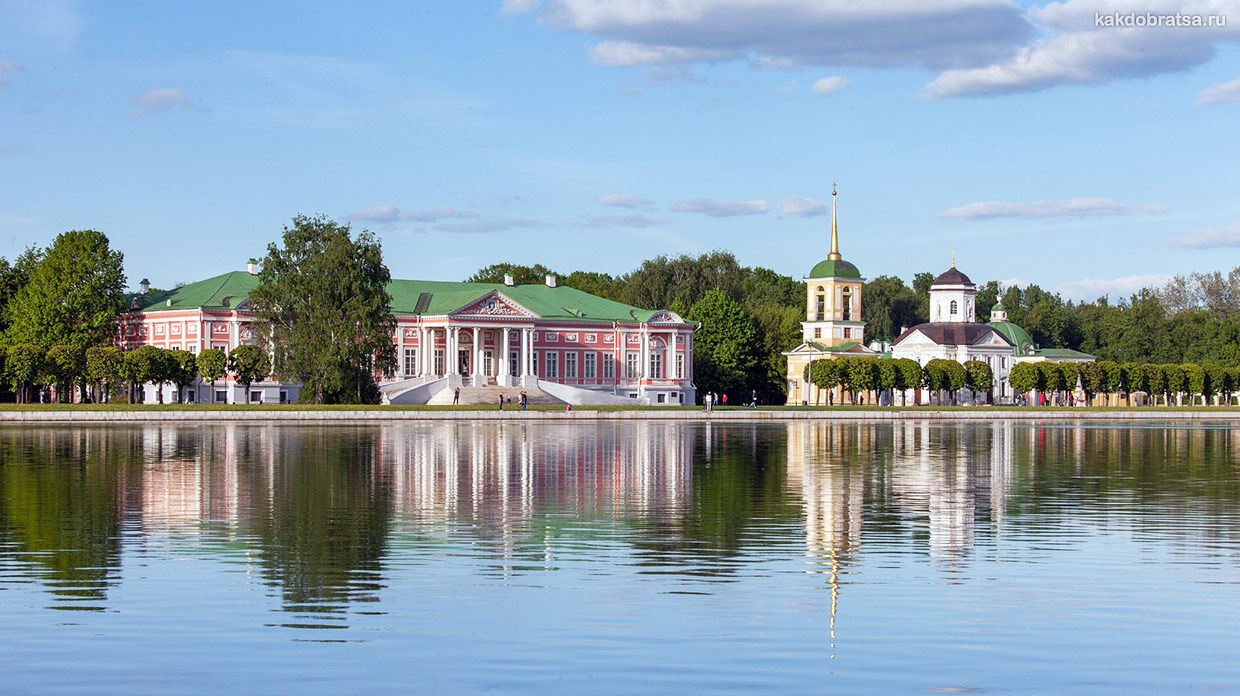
[426,384,564,406]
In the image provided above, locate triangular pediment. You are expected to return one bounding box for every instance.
[648,310,685,323]
[450,291,537,319]
[893,330,934,346]
[971,329,1009,346]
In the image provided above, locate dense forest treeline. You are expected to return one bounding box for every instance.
[470,255,1240,402]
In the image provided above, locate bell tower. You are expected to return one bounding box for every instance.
[802,185,866,347]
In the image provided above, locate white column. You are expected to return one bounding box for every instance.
[448,327,458,375]
[640,328,648,379]
[502,328,512,385]
[472,326,481,385]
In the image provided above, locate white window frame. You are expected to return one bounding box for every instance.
[564,351,577,379]
[602,354,616,379]
[545,351,558,379]
[583,352,597,379]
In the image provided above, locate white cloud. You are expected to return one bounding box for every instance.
[1169,220,1240,248]
[535,0,1240,98]
[1055,273,1172,301]
[0,0,82,50]
[544,0,1031,71]
[811,76,850,95]
[926,0,1240,97]
[777,196,827,217]
[940,197,1166,221]
[596,193,652,208]
[581,213,667,228]
[128,88,206,117]
[348,205,477,223]
[502,0,540,15]
[669,198,769,217]
[433,217,546,234]
[1198,76,1240,104]
[0,60,24,87]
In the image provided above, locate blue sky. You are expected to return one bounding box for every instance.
[1,0,1238,301]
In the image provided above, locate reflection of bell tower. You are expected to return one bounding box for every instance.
[802,186,866,347]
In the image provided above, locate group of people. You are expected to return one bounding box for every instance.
[450,388,529,410]
[702,390,761,411]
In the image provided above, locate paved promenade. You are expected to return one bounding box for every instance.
[2,408,1239,423]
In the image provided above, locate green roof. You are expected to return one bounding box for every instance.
[987,320,1033,353]
[127,273,663,323]
[1030,347,1096,360]
[992,300,1006,311]
[808,341,862,353]
[808,258,861,279]
[129,271,260,311]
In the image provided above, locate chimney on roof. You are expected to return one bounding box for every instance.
[503,273,514,286]
[899,325,907,334]
[247,258,259,275]
[139,278,150,295]
[545,274,557,288]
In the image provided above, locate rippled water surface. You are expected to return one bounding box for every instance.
[1,420,1238,694]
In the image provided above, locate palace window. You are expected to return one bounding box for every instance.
[510,351,519,376]
[602,354,616,379]
[584,352,597,378]
[545,352,558,379]
[434,349,445,376]
[564,352,577,379]
[404,348,418,376]
[676,354,684,380]
[844,328,851,339]
[950,300,958,315]
[649,352,663,379]
[626,353,639,379]
[483,349,494,377]
[815,286,825,321]
[841,287,852,321]
[814,327,821,338]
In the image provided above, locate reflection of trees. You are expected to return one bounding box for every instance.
[0,427,139,609]
[236,427,394,619]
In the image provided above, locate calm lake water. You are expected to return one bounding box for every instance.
[1,420,1238,695]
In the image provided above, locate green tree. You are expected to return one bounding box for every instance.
[845,358,878,405]
[4,230,125,351]
[1008,362,1041,403]
[123,346,164,403]
[1038,362,1064,403]
[894,358,922,406]
[84,346,122,403]
[804,359,839,405]
[467,263,558,285]
[686,290,761,398]
[168,349,199,403]
[877,359,900,403]
[1143,364,1167,406]
[228,344,270,402]
[0,246,42,335]
[43,344,82,403]
[1079,361,1104,403]
[4,343,45,403]
[963,360,993,404]
[1124,362,1149,403]
[942,360,967,404]
[197,348,228,404]
[1203,364,1226,405]
[249,215,397,404]
[861,275,919,342]
[1182,364,1206,406]
[1163,364,1186,406]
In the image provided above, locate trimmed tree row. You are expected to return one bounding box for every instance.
[0,344,270,404]
[802,357,994,406]
[1009,360,1240,406]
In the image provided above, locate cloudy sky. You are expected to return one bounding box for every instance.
[1,0,1238,301]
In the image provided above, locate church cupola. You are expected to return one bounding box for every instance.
[929,254,977,324]
[800,185,866,346]
[991,301,1007,322]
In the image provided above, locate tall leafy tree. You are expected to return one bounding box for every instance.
[168,349,199,403]
[44,345,82,403]
[197,348,228,404]
[84,346,122,403]
[0,246,42,335]
[4,344,44,403]
[687,290,760,398]
[250,215,397,404]
[894,358,922,406]
[4,230,125,351]
[228,344,270,401]
[1008,362,1041,402]
[963,360,993,403]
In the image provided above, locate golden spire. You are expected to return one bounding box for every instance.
[951,249,956,268]
[827,183,841,261]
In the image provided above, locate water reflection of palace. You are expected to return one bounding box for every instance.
[382,421,693,528]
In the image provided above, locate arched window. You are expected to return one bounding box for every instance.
[950,300,958,315]
[815,286,825,320]
[841,286,852,321]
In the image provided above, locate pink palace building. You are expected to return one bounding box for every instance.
[120,261,698,406]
